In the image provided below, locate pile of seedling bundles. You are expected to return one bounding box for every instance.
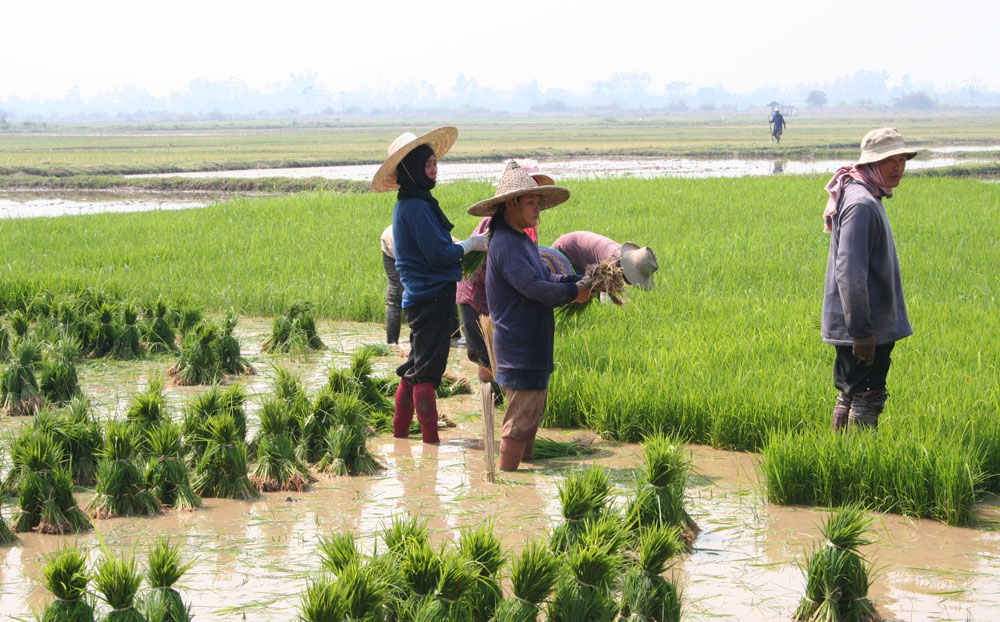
[297,433,697,622]
[35,536,193,622]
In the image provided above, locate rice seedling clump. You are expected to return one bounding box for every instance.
[494,542,561,622]
[1,340,44,416]
[794,505,879,622]
[88,421,163,519]
[11,430,91,534]
[625,435,697,541]
[457,522,506,622]
[618,525,684,622]
[550,465,613,552]
[139,537,192,622]
[251,397,313,491]
[168,314,253,385]
[191,412,259,500]
[261,302,324,352]
[143,422,202,511]
[93,553,145,622]
[39,544,94,622]
[0,505,16,545]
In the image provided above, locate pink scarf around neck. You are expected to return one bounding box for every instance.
[823,163,892,233]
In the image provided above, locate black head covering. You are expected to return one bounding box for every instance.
[396,144,453,231]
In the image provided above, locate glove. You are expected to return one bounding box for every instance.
[459,234,489,255]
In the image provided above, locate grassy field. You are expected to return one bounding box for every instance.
[2,114,999,178]
[2,173,998,523]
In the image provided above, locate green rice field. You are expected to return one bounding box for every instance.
[2,173,998,525]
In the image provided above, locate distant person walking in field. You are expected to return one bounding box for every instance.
[822,127,916,430]
[371,127,488,444]
[770,108,786,143]
[469,161,591,471]
[456,160,546,402]
[551,231,659,291]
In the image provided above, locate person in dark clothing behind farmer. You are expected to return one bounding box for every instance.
[551,231,659,291]
[770,108,786,143]
[468,161,592,471]
[370,127,489,444]
[822,127,916,431]
[380,224,403,344]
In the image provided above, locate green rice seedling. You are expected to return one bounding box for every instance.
[191,413,259,500]
[27,290,57,319]
[458,522,505,622]
[550,466,613,552]
[143,422,202,511]
[356,342,393,358]
[8,308,31,338]
[111,303,144,360]
[794,505,878,622]
[89,303,117,358]
[270,366,310,424]
[12,430,91,534]
[532,436,598,460]
[125,377,168,433]
[299,577,348,622]
[618,525,684,622]
[180,385,227,461]
[333,560,391,621]
[436,374,472,398]
[332,349,394,419]
[0,505,16,545]
[261,302,324,352]
[424,550,479,620]
[217,313,253,375]
[317,532,360,574]
[380,515,431,558]
[252,432,313,491]
[0,321,10,361]
[461,250,486,280]
[38,345,82,405]
[296,387,340,464]
[401,539,442,600]
[140,298,177,353]
[174,306,201,337]
[1,340,43,416]
[625,435,697,539]
[315,420,384,476]
[548,535,621,622]
[139,537,192,622]
[494,542,561,622]
[168,316,252,386]
[93,553,145,622]
[12,400,101,487]
[88,421,163,519]
[219,383,249,440]
[39,544,94,622]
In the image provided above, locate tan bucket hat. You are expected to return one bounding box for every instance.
[466,161,569,217]
[620,243,659,291]
[855,127,918,166]
[370,126,458,193]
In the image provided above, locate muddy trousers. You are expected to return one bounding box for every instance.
[499,388,548,471]
[831,343,895,430]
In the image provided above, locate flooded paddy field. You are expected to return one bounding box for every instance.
[2,320,999,621]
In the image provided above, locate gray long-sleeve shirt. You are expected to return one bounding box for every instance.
[821,181,913,346]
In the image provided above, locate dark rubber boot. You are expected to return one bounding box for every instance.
[385,305,402,345]
[848,389,888,429]
[412,382,440,444]
[393,378,414,438]
[832,392,853,431]
[499,438,527,471]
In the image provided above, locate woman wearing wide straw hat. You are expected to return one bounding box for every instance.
[372,126,488,444]
[551,231,659,292]
[469,160,592,471]
[822,127,916,431]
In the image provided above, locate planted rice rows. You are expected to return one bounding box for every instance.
[1,176,998,524]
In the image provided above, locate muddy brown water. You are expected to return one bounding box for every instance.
[2,320,999,621]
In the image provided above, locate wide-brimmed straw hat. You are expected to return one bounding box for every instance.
[620,243,659,291]
[370,126,458,193]
[855,127,918,166]
[466,161,569,217]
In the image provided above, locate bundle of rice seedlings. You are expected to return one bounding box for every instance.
[180,384,246,463]
[296,387,340,464]
[217,313,253,376]
[315,418,384,477]
[333,560,391,621]
[8,308,31,339]
[794,505,879,622]
[317,532,361,574]
[400,539,442,601]
[411,550,479,621]
[0,321,10,361]
[436,373,473,398]
[139,537,192,622]
[261,302,324,352]
[12,430,91,534]
[547,534,621,622]
[191,413,259,500]
[299,577,348,622]
[0,505,16,545]
[168,316,252,386]
[88,421,163,519]
[458,522,505,622]
[89,303,118,358]
[356,343,394,358]
[1,340,43,416]
[93,553,145,622]
[219,383,249,440]
[111,303,143,360]
[39,544,94,622]
[174,306,202,337]
[550,466,613,552]
[252,431,313,492]
[494,542,561,622]
[558,257,630,317]
[141,298,177,353]
[532,436,598,460]
[625,435,697,540]
[270,366,310,424]
[63,396,103,486]
[125,377,168,433]
[461,250,486,280]
[328,350,393,420]
[37,344,82,405]
[380,515,431,558]
[143,422,202,511]
[618,525,685,622]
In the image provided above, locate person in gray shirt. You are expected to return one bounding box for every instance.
[821,128,917,430]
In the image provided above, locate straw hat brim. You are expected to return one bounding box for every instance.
[856,147,918,166]
[370,126,458,193]
[466,186,570,217]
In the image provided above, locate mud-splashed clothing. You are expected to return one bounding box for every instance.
[822,181,912,346]
[486,219,581,389]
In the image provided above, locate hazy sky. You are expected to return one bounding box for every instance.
[4,0,996,99]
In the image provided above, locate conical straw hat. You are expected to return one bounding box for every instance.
[466,161,569,217]
[370,126,458,193]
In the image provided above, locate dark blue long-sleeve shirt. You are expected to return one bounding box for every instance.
[486,219,581,375]
[392,197,464,307]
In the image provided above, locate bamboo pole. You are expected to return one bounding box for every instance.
[477,315,498,483]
